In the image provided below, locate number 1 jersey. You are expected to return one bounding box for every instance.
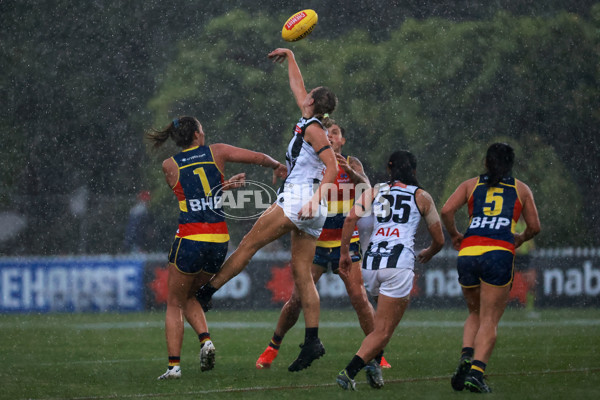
[170,145,229,243]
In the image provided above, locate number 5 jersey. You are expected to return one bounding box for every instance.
[458,174,522,256]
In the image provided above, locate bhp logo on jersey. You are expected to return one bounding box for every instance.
[188,196,222,212]
[469,216,511,230]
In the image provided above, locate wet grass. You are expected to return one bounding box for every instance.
[1,308,599,399]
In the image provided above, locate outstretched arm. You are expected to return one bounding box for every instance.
[222,172,246,190]
[211,143,287,184]
[268,48,307,111]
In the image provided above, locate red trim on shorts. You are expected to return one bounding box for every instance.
[460,235,514,252]
[178,221,228,237]
[317,227,359,242]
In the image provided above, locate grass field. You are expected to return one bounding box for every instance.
[1,307,599,400]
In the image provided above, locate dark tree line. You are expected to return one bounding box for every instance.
[1,1,598,255]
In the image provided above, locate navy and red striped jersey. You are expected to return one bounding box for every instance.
[316,156,360,248]
[459,174,523,256]
[170,145,229,243]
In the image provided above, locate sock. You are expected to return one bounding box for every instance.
[269,333,284,350]
[470,360,487,379]
[205,283,218,296]
[461,347,474,361]
[168,356,180,368]
[345,355,366,379]
[305,327,318,341]
[374,350,384,364]
[199,332,211,347]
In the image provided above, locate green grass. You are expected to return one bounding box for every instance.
[1,308,599,399]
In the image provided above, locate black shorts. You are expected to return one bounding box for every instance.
[457,250,515,287]
[313,242,362,273]
[168,237,228,274]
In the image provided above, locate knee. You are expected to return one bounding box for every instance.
[371,329,394,347]
[291,265,312,284]
[381,330,396,347]
[284,293,302,310]
[167,296,185,309]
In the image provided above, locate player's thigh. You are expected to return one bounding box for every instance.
[373,293,410,335]
[239,203,294,250]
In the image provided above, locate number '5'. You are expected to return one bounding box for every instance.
[483,188,504,216]
[377,194,411,223]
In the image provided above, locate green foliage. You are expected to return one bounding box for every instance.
[2,1,599,254]
[442,136,583,246]
[148,9,598,246]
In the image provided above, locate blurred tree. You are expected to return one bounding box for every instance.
[441,136,582,247]
[147,9,598,247]
[1,1,598,254]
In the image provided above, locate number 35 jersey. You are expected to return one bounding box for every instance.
[363,181,421,270]
[459,174,523,256]
[170,145,229,243]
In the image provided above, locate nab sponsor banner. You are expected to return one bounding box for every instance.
[0,256,144,312]
[143,248,600,310]
[534,248,600,307]
[1,248,598,313]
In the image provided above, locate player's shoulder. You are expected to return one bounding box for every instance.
[515,178,534,197]
[347,155,362,164]
[461,176,480,192]
[415,187,435,205]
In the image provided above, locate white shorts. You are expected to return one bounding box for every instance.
[362,268,414,298]
[276,184,327,239]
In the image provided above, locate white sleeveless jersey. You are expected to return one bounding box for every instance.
[280,116,326,191]
[363,182,422,270]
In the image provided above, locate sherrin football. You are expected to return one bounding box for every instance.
[281,9,318,42]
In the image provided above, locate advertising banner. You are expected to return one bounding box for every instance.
[1,248,598,313]
[0,256,144,312]
[144,248,600,310]
[534,248,600,307]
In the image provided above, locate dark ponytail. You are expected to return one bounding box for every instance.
[146,116,199,149]
[388,150,420,187]
[485,143,514,186]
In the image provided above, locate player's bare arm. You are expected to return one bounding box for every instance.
[268,48,307,110]
[336,154,370,186]
[441,178,476,249]
[415,189,445,263]
[514,180,541,248]
[162,157,179,189]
